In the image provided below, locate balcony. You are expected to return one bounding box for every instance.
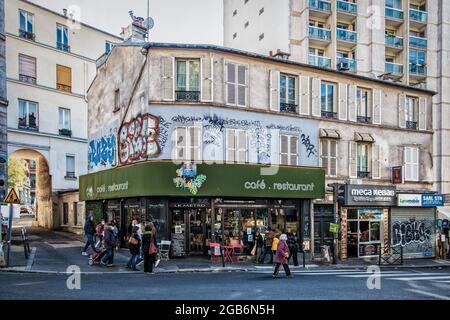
[406,121,418,130]
[337,1,357,14]
[410,8,427,28]
[321,110,337,119]
[409,36,427,49]
[309,0,332,18]
[280,102,298,113]
[19,29,35,41]
[309,26,332,46]
[19,74,36,85]
[385,35,403,50]
[57,83,72,93]
[357,116,372,124]
[385,62,404,76]
[59,128,72,137]
[337,57,356,72]
[336,29,357,48]
[409,63,427,78]
[175,90,200,102]
[357,171,371,179]
[309,54,331,68]
[385,7,404,27]
[57,42,70,52]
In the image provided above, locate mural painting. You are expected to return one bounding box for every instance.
[391,216,436,257]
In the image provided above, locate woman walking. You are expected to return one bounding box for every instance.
[273,234,292,278]
[141,223,158,274]
[127,226,141,271]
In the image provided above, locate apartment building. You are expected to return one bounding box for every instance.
[79,38,436,259]
[223,0,450,206]
[5,0,121,228]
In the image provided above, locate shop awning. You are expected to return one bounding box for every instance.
[319,128,340,139]
[354,132,375,143]
[438,207,450,220]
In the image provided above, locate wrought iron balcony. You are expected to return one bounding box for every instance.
[385,35,403,48]
[19,29,35,41]
[59,128,72,137]
[358,171,371,179]
[176,90,200,102]
[57,42,70,52]
[357,116,372,124]
[321,111,337,119]
[406,121,417,130]
[336,28,357,42]
[337,0,357,14]
[309,0,331,12]
[280,102,298,113]
[385,7,404,20]
[309,26,331,41]
[410,9,427,23]
[409,64,427,76]
[409,36,427,49]
[19,74,36,85]
[385,62,403,75]
[57,83,72,93]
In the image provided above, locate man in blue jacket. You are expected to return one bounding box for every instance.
[82,212,96,256]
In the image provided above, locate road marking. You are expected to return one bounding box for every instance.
[406,289,450,300]
[339,273,448,278]
[390,276,450,281]
[44,241,85,249]
[14,281,47,286]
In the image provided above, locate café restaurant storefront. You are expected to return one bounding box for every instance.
[79,161,325,257]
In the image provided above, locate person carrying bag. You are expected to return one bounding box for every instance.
[142,222,159,274]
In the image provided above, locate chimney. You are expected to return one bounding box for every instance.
[121,10,147,43]
[62,8,67,16]
[271,49,291,60]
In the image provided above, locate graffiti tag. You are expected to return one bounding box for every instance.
[88,134,116,170]
[392,219,432,248]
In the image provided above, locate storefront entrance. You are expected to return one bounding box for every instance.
[346,208,382,258]
[313,205,333,254]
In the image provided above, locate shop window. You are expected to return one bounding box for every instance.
[320,139,337,177]
[226,128,247,163]
[280,134,298,166]
[175,126,201,161]
[347,208,382,258]
[147,200,166,243]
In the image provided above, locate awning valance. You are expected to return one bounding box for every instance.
[320,128,340,139]
[354,132,375,143]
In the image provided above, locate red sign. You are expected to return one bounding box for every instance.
[391,166,403,184]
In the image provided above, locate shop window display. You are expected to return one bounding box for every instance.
[347,208,382,258]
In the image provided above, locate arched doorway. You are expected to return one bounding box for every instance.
[9,149,53,229]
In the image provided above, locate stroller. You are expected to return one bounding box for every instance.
[88,241,107,266]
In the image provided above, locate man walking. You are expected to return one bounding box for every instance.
[101,222,116,267]
[82,212,96,256]
[259,227,274,264]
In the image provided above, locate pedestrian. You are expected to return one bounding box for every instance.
[82,212,96,256]
[95,219,105,246]
[259,227,274,264]
[273,234,292,278]
[141,223,158,274]
[112,219,120,249]
[271,233,280,263]
[101,222,116,267]
[254,230,264,264]
[127,226,141,271]
[287,229,299,266]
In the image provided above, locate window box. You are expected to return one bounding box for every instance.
[280,102,298,114]
[18,29,35,41]
[406,121,417,130]
[59,129,72,137]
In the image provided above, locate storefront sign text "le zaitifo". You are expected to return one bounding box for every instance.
[344,185,396,206]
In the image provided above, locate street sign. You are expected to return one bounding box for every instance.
[329,223,339,234]
[4,188,20,204]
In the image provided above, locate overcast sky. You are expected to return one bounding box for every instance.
[30,0,223,44]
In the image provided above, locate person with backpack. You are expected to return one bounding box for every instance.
[141,223,158,274]
[101,222,116,267]
[259,228,274,264]
[82,212,96,256]
[127,226,141,271]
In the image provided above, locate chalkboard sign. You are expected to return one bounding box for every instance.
[171,233,186,257]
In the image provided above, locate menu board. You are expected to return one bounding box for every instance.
[171,233,186,257]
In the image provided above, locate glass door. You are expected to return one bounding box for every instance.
[189,208,205,255]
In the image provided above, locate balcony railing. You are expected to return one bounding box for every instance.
[337,0,357,14]
[309,0,331,12]
[57,42,70,52]
[19,29,35,41]
[280,102,298,113]
[336,28,357,42]
[385,35,403,48]
[321,110,337,119]
[409,64,427,76]
[309,54,331,68]
[59,128,72,137]
[385,62,404,74]
[410,8,427,23]
[406,121,418,130]
[175,90,200,102]
[337,57,356,72]
[18,117,38,131]
[309,26,331,41]
[409,36,427,49]
[57,83,72,93]
[19,74,36,85]
[357,116,372,124]
[358,171,371,179]
[385,7,404,20]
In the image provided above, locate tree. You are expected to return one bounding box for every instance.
[7,158,27,191]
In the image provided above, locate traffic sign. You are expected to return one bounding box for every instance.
[4,188,20,204]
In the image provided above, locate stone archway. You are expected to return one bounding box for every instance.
[9,149,53,229]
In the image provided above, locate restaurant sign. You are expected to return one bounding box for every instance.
[344,185,396,206]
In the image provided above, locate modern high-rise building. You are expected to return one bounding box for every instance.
[223,0,450,203]
[0,0,8,203]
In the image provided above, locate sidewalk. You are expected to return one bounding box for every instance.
[2,227,450,274]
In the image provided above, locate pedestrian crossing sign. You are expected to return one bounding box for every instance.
[4,188,20,204]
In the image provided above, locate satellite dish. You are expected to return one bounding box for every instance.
[144,17,154,30]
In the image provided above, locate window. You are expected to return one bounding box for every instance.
[244,21,249,28]
[114,89,120,111]
[409,49,426,65]
[321,82,336,118]
[357,143,371,178]
[19,54,36,84]
[357,88,372,123]
[386,0,402,9]
[405,96,418,129]
[259,33,265,41]
[56,24,70,52]
[259,7,265,15]
[58,107,71,135]
[56,65,72,93]
[226,62,247,106]
[63,203,69,225]
[320,139,337,177]
[280,74,297,113]
[233,32,237,39]
[19,10,34,40]
[175,126,201,161]
[73,202,79,226]
[18,99,38,130]
[310,48,325,56]
[175,59,200,101]
[226,129,247,163]
[105,41,114,53]
[66,155,75,178]
[404,146,419,181]
[280,135,298,166]
[233,9,238,16]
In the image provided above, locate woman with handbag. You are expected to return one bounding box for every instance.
[127,226,140,271]
[273,234,292,278]
[141,224,158,274]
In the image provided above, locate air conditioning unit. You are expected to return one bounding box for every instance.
[348,179,362,185]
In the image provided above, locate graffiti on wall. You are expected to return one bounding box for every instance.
[88,122,117,172]
[391,217,435,257]
[119,113,160,165]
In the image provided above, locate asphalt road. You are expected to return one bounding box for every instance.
[1,268,450,300]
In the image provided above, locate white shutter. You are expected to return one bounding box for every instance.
[299,75,310,115]
[290,136,299,165]
[237,65,247,107]
[319,139,323,168]
[201,57,213,102]
[348,85,357,122]
[248,129,258,164]
[269,70,280,111]
[338,83,348,120]
[372,89,382,125]
[311,78,321,117]
[226,63,236,105]
[226,129,235,162]
[330,140,337,177]
[418,97,427,130]
[412,147,419,181]
[269,128,280,165]
[372,144,381,179]
[398,93,406,128]
[237,129,247,162]
[162,56,175,101]
[349,141,357,178]
[404,147,412,181]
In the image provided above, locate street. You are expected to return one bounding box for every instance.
[1,268,450,300]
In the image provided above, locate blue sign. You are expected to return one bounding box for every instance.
[421,194,444,207]
[443,220,449,228]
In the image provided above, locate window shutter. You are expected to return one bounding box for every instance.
[237,130,247,162]
[413,147,419,181]
[330,140,337,177]
[349,141,357,178]
[299,75,310,115]
[404,147,412,181]
[237,65,247,106]
[226,63,236,105]
[290,136,298,165]
[372,89,382,125]
[19,54,36,78]
[226,129,235,162]
[56,64,71,87]
[269,70,280,111]
[201,57,213,102]
[348,85,357,122]
[162,56,175,101]
[269,128,280,165]
[338,83,348,120]
[418,97,427,130]
[319,139,323,168]
[398,93,406,128]
[311,78,321,117]
[372,144,381,179]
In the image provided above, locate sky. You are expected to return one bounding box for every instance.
[30,0,224,44]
